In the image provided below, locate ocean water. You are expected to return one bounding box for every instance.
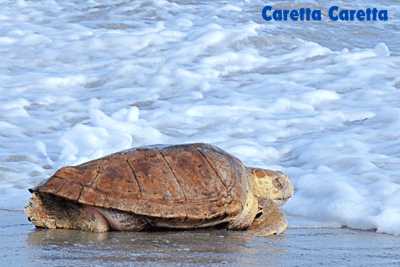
[1,0,399,235]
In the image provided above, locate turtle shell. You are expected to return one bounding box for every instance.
[31,143,252,227]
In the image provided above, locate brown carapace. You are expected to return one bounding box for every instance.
[24,143,294,236]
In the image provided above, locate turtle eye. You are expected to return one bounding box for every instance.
[274,178,284,190]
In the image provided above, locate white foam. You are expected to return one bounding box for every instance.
[1,0,400,235]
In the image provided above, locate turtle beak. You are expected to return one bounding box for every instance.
[273,196,291,206]
[272,173,294,206]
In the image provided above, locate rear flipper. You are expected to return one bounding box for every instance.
[24,193,149,232]
[250,198,288,236]
[24,193,111,232]
[93,207,149,231]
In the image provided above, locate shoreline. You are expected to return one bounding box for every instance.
[2,210,399,266]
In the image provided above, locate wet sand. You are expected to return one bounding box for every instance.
[1,210,399,266]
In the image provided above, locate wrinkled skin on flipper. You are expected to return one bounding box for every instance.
[249,198,288,236]
[24,193,149,232]
[24,193,110,232]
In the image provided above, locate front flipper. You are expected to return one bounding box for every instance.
[250,198,288,236]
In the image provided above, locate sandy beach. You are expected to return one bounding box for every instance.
[2,210,399,266]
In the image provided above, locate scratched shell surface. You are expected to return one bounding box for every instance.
[31,143,251,226]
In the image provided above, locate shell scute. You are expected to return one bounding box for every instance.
[161,147,227,201]
[91,158,140,195]
[156,204,186,228]
[38,177,66,195]
[79,186,107,207]
[184,201,227,228]
[222,194,242,219]
[103,191,140,211]
[57,162,99,187]
[197,146,236,189]
[134,199,163,217]
[57,182,83,201]
[127,151,185,201]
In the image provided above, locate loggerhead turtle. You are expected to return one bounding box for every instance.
[24,143,293,236]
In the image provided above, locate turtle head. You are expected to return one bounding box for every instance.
[247,167,294,207]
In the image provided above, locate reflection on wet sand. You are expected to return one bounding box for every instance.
[3,211,399,266]
[26,228,288,265]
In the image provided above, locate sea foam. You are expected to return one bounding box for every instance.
[0,0,399,235]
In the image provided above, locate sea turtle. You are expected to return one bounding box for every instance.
[24,143,293,236]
